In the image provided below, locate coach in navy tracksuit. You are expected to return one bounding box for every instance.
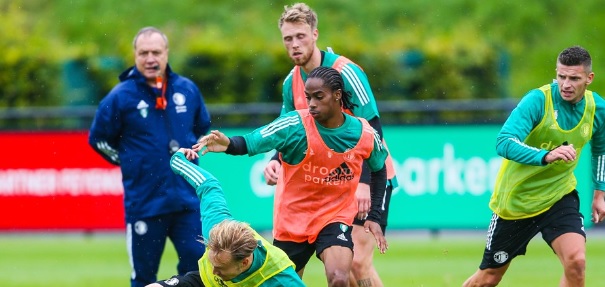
[89,27,211,287]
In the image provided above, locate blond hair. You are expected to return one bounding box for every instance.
[278,2,318,30]
[207,220,257,261]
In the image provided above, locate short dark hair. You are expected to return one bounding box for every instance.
[558,46,592,73]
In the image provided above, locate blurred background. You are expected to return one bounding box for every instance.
[3,1,605,285]
[3,0,605,129]
[2,0,605,232]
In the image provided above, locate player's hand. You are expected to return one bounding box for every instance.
[592,190,605,223]
[355,183,371,220]
[177,148,199,161]
[544,143,576,163]
[364,220,388,253]
[192,130,229,155]
[264,160,281,185]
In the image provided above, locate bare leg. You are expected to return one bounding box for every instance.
[462,263,510,287]
[320,245,353,287]
[550,233,585,287]
[349,224,383,287]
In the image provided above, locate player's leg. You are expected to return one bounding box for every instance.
[169,210,206,275]
[272,239,316,278]
[551,233,585,287]
[349,182,391,287]
[127,216,169,287]
[462,264,510,287]
[350,224,382,287]
[463,212,540,287]
[316,222,355,287]
[540,190,586,287]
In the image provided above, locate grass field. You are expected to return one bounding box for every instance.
[2,230,605,287]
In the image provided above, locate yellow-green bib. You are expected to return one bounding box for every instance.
[490,84,595,219]
[198,229,295,287]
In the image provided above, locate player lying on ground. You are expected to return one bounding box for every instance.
[146,148,305,287]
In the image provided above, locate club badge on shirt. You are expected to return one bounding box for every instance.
[137,100,149,118]
[173,93,187,113]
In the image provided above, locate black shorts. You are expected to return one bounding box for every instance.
[154,271,203,287]
[353,180,393,234]
[479,190,585,269]
[273,222,354,272]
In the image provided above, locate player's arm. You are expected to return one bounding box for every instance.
[147,271,203,287]
[358,117,384,184]
[496,90,549,165]
[88,93,122,165]
[341,63,380,120]
[363,131,389,253]
[363,123,388,223]
[356,117,384,216]
[171,150,232,239]
[590,102,605,223]
[194,112,299,158]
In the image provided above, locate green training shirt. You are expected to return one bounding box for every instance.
[243,111,387,172]
[280,50,380,121]
[496,82,605,194]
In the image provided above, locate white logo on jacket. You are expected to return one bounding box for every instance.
[137,100,149,118]
[173,93,187,113]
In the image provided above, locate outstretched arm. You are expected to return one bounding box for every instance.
[193,130,230,155]
[170,148,232,239]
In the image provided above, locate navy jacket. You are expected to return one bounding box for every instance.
[89,65,211,220]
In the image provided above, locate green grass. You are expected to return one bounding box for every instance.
[2,231,605,286]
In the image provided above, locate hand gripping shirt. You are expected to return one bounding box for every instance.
[282,50,397,183]
[491,84,595,219]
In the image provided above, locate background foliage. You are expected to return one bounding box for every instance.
[2,0,605,120]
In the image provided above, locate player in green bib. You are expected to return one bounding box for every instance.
[147,149,305,287]
[463,46,605,287]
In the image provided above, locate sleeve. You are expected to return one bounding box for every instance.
[243,112,301,157]
[193,86,211,138]
[495,89,549,166]
[154,271,202,287]
[88,93,122,165]
[591,98,605,191]
[170,152,232,239]
[367,165,387,223]
[341,63,380,121]
[365,127,389,173]
[225,136,248,155]
[359,116,384,184]
[365,126,387,223]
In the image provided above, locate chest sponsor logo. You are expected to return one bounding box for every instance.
[303,161,354,185]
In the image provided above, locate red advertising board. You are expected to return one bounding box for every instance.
[0,131,124,231]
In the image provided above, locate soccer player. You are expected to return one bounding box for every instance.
[264,4,398,286]
[463,46,605,287]
[147,148,305,287]
[194,66,388,287]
